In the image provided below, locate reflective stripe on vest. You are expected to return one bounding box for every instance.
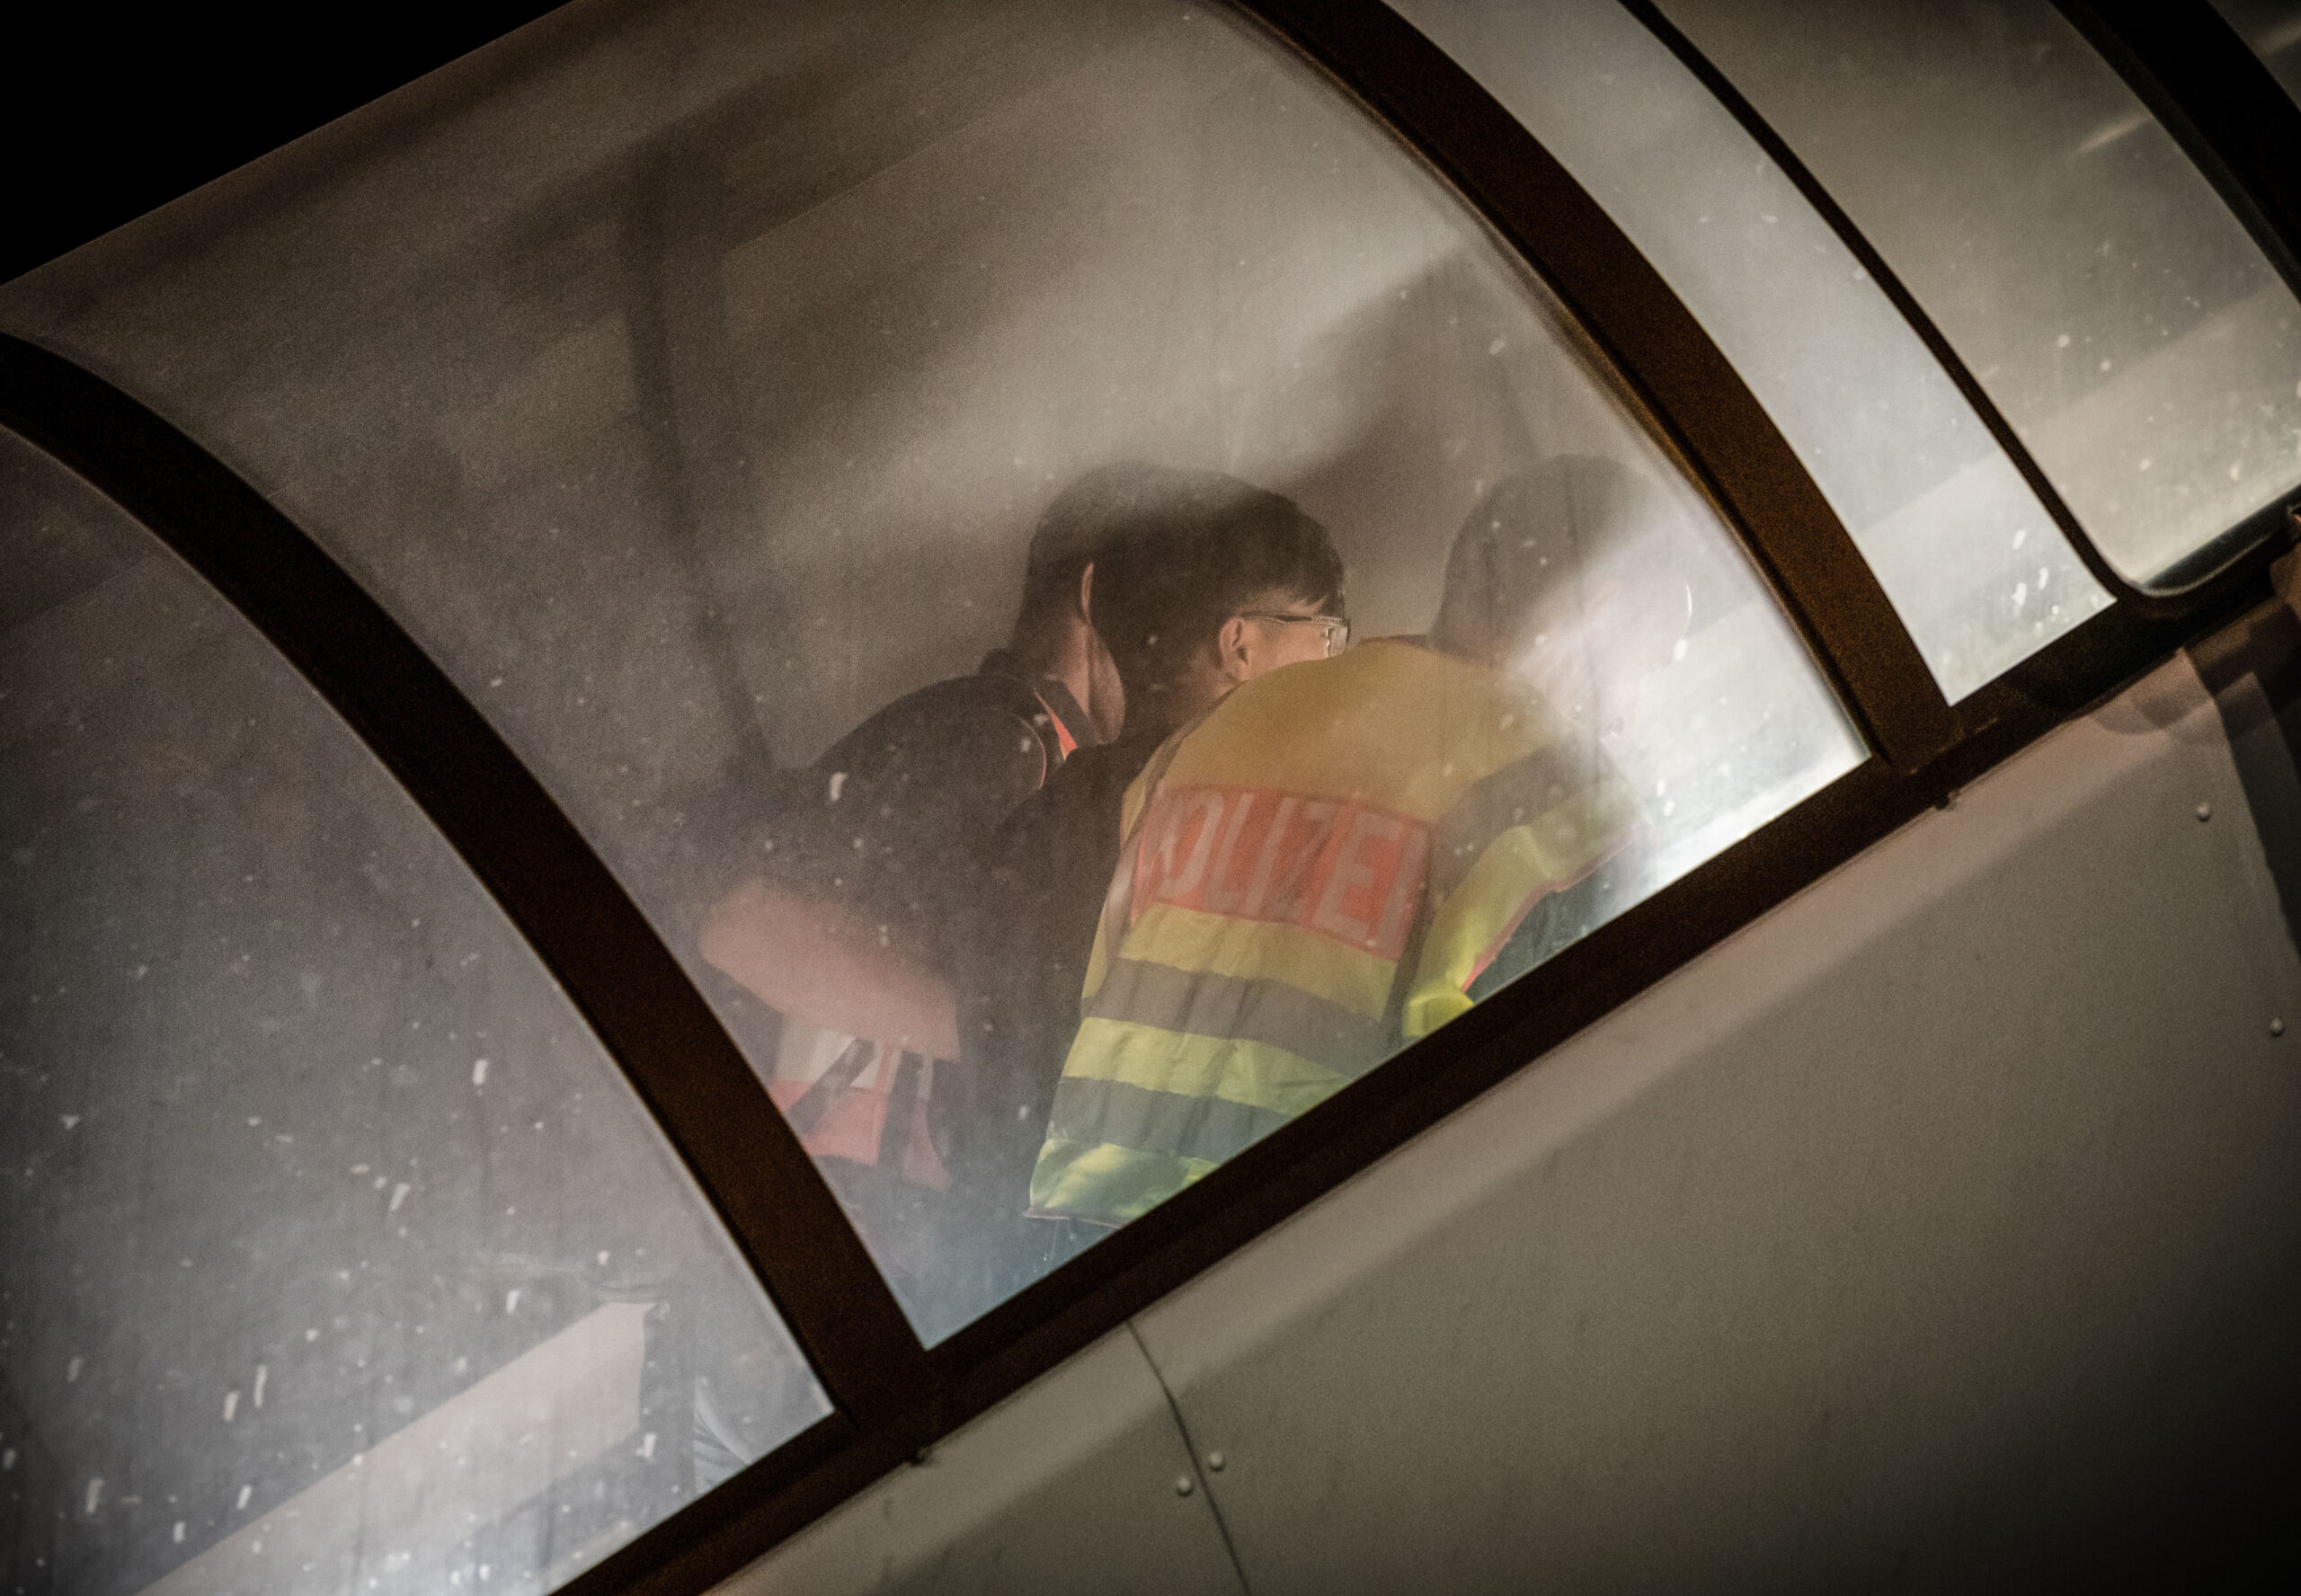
[1031,642,1636,1226]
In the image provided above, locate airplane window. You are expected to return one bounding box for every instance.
[2213,0,2301,109]
[0,0,1860,1343]
[0,429,825,1596]
[1652,0,2301,593]
[1389,0,2113,703]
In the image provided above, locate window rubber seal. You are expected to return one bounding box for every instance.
[2052,0,2301,324]
[0,2,2282,1591]
[2047,0,2301,593]
[1620,0,2301,611]
[1621,0,2301,619]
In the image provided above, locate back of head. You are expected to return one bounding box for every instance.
[1016,462,1176,634]
[1430,456,1657,666]
[1085,466,1342,703]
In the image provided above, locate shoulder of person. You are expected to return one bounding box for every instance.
[810,673,1053,785]
[981,740,1139,868]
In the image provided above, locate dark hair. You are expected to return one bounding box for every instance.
[1083,466,1343,696]
[1014,463,1170,634]
[1430,456,1657,665]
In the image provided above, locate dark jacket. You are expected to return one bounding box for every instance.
[942,733,1159,1206]
[758,651,1094,972]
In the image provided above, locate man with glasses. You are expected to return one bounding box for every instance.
[702,463,1345,1329]
[1239,608,1350,657]
[941,467,1347,1293]
[1028,456,1655,1233]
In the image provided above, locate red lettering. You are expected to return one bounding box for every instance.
[1313,810,1403,946]
[1265,799,1340,922]
[1133,785,1427,960]
[1238,794,1299,918]
[1370,825,1431,955]
[1143,789,1225,907]
[1201,792,1261,915]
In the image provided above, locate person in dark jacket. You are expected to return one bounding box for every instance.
[702,466,1137,1330]
[703,466,1346,1332]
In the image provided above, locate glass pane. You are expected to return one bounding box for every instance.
[1389,0,2113,703]
[0,429,825,1596]
[1656,0,2301,592]
[0,0,1860,1343]
[2211,0,2301,108]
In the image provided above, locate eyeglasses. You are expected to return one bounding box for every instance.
[1239,611,1351,656]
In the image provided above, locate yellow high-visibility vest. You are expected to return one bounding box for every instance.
[1029,639,1636,1227]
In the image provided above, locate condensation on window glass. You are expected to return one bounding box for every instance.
[1656,0,2301,592]
[1389,0,2113,703]
[0,430,824,1596]
[0,0,1860,1343]
[2211,0,2301,108]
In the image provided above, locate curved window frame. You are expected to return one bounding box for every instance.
[1626,0,2301,607]
[2057,0,2301,315]
[3,1,2298,1591]
[2045,0,2301,592]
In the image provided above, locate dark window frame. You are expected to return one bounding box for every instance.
[1619,0,2282,609]
[1626,0,2301,604]
[0,2,2294,1592]
[2055,0,2301,315]
[2045,0,2301,589]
